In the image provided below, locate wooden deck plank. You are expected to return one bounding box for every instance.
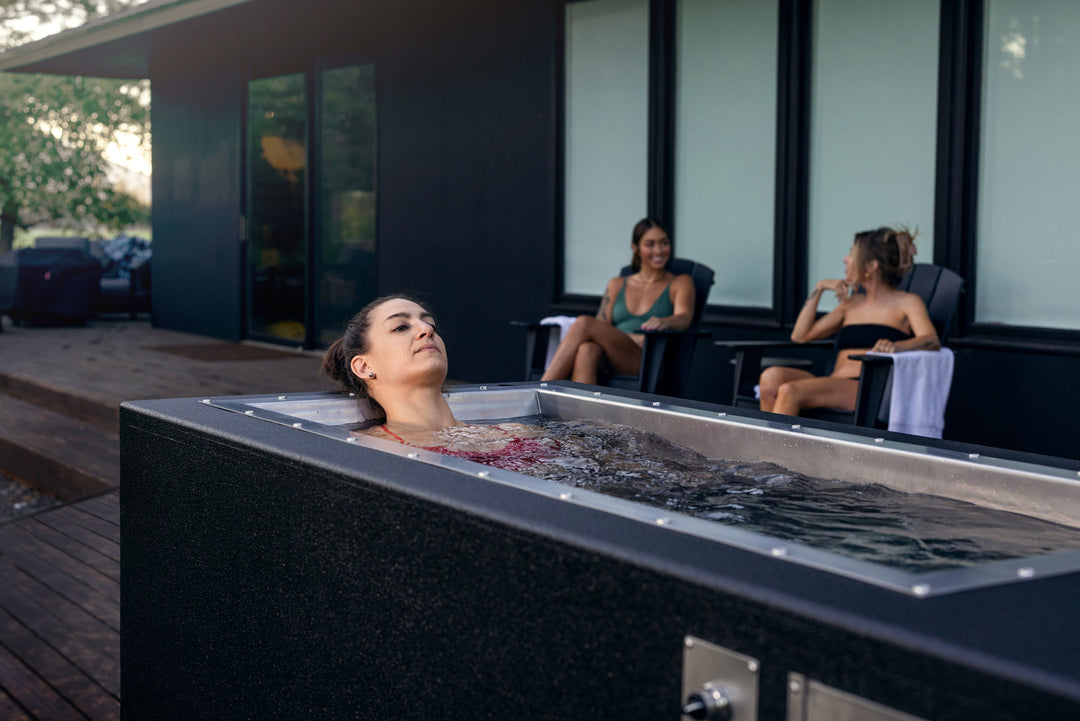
[38,504,120,546]
[0,687,33,721]
[0,395,118,499]
[0,524,120,626]
[0,566,119,696]
[21,516,121,573]
[69,494,119,525]
[0,607,117,721]
[0,645,86,721]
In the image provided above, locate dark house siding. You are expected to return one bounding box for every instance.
[151,67,244,340]
[127,0,1080,459]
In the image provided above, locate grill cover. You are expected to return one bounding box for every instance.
[0,248,102,324]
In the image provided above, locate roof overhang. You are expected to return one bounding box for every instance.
[0,0,253,78]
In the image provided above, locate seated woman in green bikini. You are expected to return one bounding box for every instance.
[540,218,696,385]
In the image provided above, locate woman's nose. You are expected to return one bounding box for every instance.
[416,322,434,337]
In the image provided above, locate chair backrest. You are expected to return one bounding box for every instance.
[619,257,715,329]
[897,264,965,343]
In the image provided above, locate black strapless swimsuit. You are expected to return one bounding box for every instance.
[834,323,912,352]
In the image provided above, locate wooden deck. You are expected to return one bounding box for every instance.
[0,491,119,721]
[0,317,339,720]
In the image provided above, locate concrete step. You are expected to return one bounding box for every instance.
[0,392,118,500]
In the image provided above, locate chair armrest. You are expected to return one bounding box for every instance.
[510,320,555,380]
[848,354,895,427]
[847,353,894,366]
[717,340,832,406]
[641,329,711,340]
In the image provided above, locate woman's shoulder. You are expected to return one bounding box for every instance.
[670,272,695,291]
[895,288,930,311]
[606,275,627,292]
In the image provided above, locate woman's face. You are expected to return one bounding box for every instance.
[843,244,861,284]
[351,298,447,388]
[634,227,672,271]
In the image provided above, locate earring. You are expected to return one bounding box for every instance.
[368,372,376,379]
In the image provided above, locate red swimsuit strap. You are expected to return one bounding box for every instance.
[380,425,408,444]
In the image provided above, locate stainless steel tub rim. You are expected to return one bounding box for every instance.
[204,383,1080,598]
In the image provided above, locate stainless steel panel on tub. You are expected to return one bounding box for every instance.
[206,383,1080,597]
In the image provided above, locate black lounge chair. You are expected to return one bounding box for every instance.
[717,263,965,428]
[514,257,715,398]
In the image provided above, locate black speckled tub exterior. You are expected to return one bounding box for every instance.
[120,382,1080,721]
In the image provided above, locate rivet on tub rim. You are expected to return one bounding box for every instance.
[479,385,488,390]
[594,391,602,396]
[874,437,885,443]
[969,453,980,459]
[559,492,572,500]
[717,412,727,417]
[1017,567,1036,578]
[244,410,254,415]
[770,547,788,557]
[791,424,801,430]
[201,399,211,404]
[278,395,287,400]
[912,583,931,597]
[346,437,357,443]
[653,401,661,407]
[477,470,490,478]
[655,517,671,525]
[406,452,418,459]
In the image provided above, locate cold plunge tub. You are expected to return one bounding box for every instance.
[120,382,1080,721]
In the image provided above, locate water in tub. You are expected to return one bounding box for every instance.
[375,418,1080,573]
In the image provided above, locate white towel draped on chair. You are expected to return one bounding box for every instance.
[869,348,955,438]
[540,316,577,369]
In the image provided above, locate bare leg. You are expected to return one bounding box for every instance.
[540,315,642,382]
[772,376,858,416]
[758,366,815,413]
[570,341,605,384]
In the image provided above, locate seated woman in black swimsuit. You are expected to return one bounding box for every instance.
[758,226,940,417]
[322,294,555,470]
[540,218,696,384]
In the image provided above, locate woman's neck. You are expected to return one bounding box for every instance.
[378,385,462,435]
[636,269,668,286]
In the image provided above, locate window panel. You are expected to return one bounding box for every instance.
[564,0,650,296]
[317,64,377,346]
[977,0,1080,330]
[807,0,939,310]
[675,0,778,308]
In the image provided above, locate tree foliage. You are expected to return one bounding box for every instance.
[0,0,151,252]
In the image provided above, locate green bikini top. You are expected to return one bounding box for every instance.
[611,279,675,333]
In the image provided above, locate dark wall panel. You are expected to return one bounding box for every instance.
[946,346,1080,460]
[151,68,244,340]
[376,0,558,383]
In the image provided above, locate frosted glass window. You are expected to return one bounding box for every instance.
[807,0,939,310]
[977,0,1080,330]
[564,0,650,296]
[674,0,778,307]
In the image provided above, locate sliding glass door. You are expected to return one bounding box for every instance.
[246,62,377,348]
